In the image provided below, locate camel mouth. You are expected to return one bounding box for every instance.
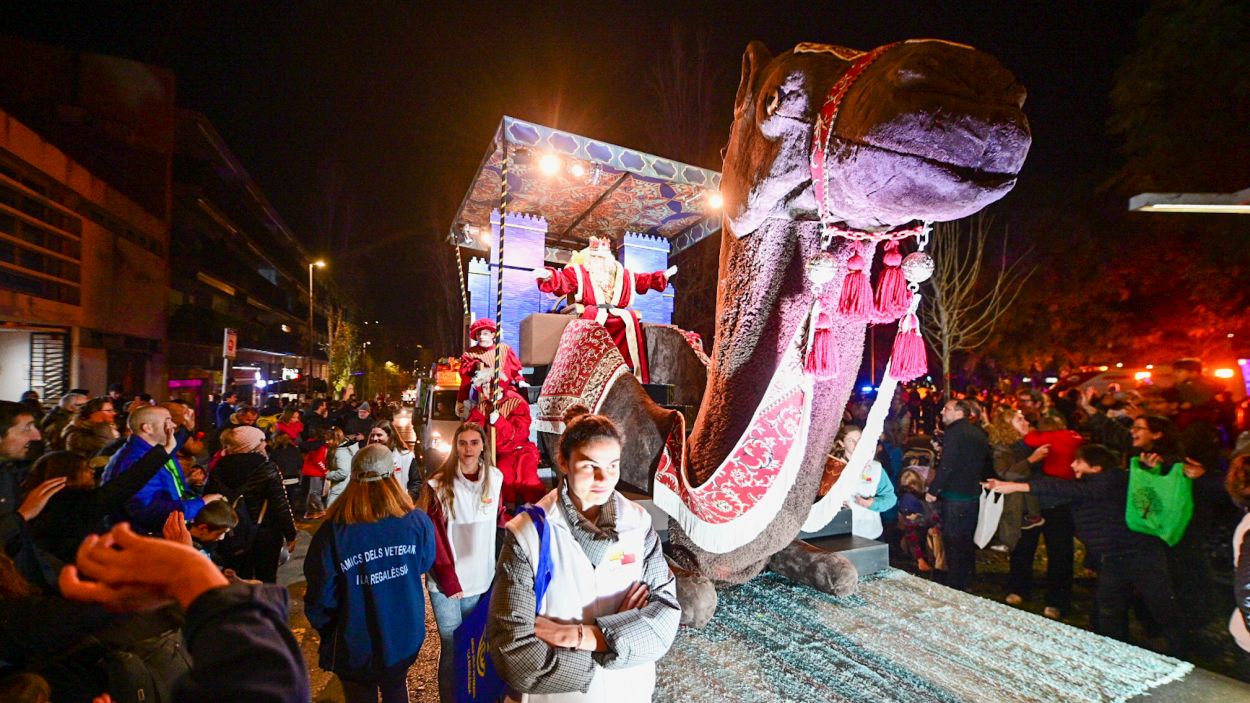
[910,151,1020,191]
[818,136,1021,226]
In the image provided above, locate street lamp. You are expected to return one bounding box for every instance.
[308,260,326,398]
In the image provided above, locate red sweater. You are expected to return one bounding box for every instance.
[300,443,328,478]
[1024,429,1084,480]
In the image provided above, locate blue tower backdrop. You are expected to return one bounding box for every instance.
[618,231,674,325]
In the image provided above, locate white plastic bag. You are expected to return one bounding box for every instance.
[974,487,1005,549]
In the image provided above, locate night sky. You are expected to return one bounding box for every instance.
[3,0,1151,329]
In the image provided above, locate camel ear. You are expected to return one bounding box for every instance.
[734,41,772,115]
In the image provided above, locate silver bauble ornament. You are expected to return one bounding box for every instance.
[806,251,837,286]
[901,252,935,283]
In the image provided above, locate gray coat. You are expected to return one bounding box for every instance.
[325,442,358,506]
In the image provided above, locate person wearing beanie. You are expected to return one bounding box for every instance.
[304,444,435,703]
[207,426,297,583]
[341,402,373,448]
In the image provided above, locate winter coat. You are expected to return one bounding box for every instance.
[930,419,993,499]
[301,442,329,479]
[1027,468,1162,557]
[31,445,172,563]
[207,453,297,543]
[40,407,74,451]
[176,583,311,702]
[991,440,1039,549]
[102,436,204,535]
[325,442,358,506]
[63,420,118,460]
[267,444,304,484]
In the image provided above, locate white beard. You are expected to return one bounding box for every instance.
[583,250,618,301]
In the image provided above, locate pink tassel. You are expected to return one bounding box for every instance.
[805,306,839,379]
[838,243,873,320]
[874,241,909,321]
[889,312,927,382]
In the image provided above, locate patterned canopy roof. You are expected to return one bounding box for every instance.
[452,117,722,255]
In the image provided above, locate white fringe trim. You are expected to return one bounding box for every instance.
[802,370,900,533]
[653,330,813,554]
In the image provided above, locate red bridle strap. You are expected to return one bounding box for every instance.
[810,43,899,228]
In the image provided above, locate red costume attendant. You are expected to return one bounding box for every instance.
[468,386,545,509]
[457,318,526,409]
[535,236,673,383]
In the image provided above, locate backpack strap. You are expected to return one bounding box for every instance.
[515,504,553,611]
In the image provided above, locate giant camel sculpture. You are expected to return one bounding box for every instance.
[538,38,1030,624]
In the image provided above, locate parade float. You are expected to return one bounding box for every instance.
[446,37,1235,701]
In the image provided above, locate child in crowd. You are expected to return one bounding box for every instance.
[831,426,897,539]
[163,502,239,565]
[1024,413,1084,480]
[988,444,1181,651]
[896,467,941,572]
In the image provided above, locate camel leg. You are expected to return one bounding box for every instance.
[767,539,859,597]
[666,556,719,628]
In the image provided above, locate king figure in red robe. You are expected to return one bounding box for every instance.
[533,233,676,383]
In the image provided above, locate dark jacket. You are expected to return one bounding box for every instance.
[267,444,304,483]
[340,414,372,446]
[30,445,172,563]
[0,594,119,688]
[930,419,993,499]
[301,413,327,442]
[174,583,311,703]
[40,407,74,451]
[207,453,297,542]
[303,510,435,676]
[1,458,50,590]
[1027,468,1163,557]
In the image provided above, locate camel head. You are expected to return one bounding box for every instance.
[722,39,1031,235]
[667,39,1030,586]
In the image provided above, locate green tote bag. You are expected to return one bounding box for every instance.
[1125,457,1193,547]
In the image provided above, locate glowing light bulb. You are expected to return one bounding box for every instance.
[708,192,724,209]
[539,153,561,176]
[569,162,586,178]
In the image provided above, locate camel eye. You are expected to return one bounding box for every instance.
[765,88,783,116]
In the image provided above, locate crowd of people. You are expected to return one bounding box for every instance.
[3,353,1250,700]
[861,359,1250,668]
[0,383,680,703]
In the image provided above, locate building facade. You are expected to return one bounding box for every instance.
[0,109,170,402]
[169,110,333,413]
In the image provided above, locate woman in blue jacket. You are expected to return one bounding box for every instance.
[304,444,436,703]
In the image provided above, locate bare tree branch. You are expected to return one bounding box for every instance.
[921,213,1035,394]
